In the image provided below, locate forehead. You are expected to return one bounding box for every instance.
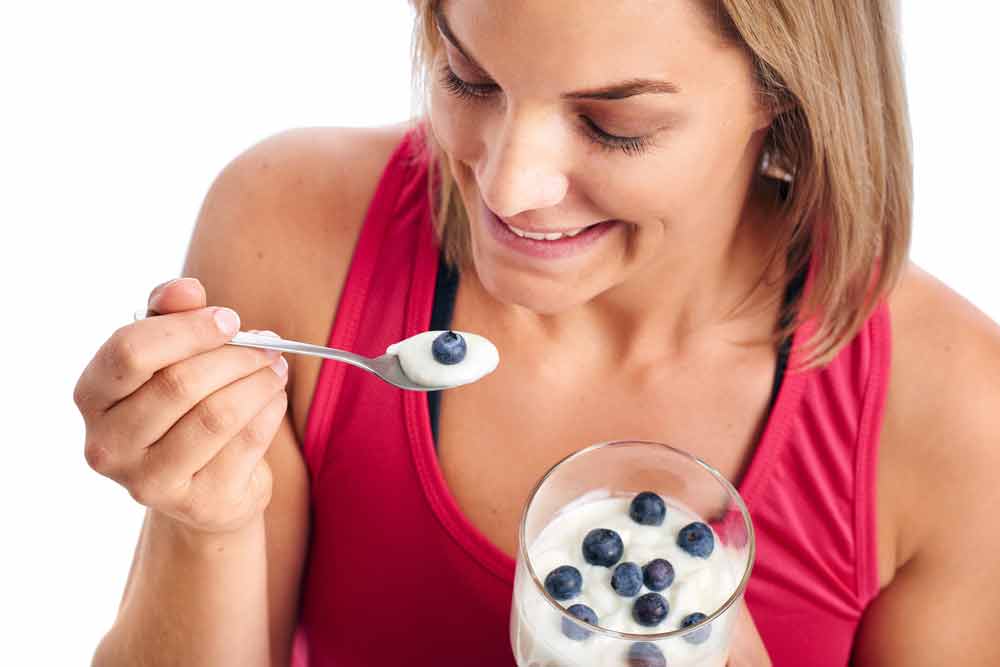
[439,0,742,94]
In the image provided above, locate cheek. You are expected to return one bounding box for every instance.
[577,149,705,224]
[575,135,739,225]
[428,86,487,165]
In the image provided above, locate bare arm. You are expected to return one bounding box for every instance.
[853,266,1000,665]
[87,126,406,666]
[98,416,309,666]
[94,402,308,666]
[89,188,311,665]
[86,279,303,667]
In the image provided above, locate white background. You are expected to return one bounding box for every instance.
[2,2,998,664]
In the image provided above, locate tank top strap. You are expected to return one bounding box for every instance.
[741,297,891,662]
[302,128,436,484]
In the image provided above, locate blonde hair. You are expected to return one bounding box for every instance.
[410,0,912,366]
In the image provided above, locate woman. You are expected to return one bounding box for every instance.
[75,1,1000,665]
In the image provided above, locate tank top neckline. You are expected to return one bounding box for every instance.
[404,256,816,585]
[427,258,802,446]
[296,129,889,665]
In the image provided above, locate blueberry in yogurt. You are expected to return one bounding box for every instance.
[629,491,666,526]
[582,528,625,567]
[632,592,670,627]
[626,642,667,667]
[611,562,643,597]
[560,603,598,641]
[431,330,467,365]
[680,612,711,644]
[642,558,675,592]
[544,565,583,601]
[677,522,715,558]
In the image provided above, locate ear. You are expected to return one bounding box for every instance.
[752,91,795,133]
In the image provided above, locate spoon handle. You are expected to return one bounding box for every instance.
[228,332,375,371]
[133,309,377,373]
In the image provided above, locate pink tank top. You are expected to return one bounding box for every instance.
[292,130,890,666]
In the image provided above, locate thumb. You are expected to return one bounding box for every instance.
[147,277,207,316]
[727,603,771,667]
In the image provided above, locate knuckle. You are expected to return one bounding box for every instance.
[127,478,159,507]
[240,393,286,449]
[152,365,191,402]
[104,328,144,379]
[72,376,92,412]
[176,489,208,525]
[83,438,115,475]
[128,469,182,509]
[240,420,268,451]
[193,400,236,438]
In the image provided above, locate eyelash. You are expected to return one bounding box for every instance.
[439,65,653,157]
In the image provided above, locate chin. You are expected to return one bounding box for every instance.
[471,257,601,315]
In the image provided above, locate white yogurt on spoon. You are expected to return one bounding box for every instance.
[386,330,499,388]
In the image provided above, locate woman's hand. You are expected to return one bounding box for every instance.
[727,604,771,667]
[74,277,289,535]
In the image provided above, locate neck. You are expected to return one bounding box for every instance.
[469,180,787,366]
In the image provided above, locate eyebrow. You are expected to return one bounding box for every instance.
[564,79,680,100]
[434,7,681,101]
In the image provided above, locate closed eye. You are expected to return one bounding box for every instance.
[440,65,654,157]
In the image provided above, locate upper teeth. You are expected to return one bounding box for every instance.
[505,223,587,240]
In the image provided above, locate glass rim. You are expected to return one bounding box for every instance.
[517,439,756,642]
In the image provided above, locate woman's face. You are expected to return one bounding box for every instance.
[428,0,774,314]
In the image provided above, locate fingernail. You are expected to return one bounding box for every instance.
[270,356,288,378]
[213,308,240,336]
[259,331,283,359]
[150,277,181,303]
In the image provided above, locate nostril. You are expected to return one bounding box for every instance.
[537,175,568,205]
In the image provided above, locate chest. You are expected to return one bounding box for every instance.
[434,344,778,558]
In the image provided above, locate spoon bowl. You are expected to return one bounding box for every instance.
[227,330,450,392]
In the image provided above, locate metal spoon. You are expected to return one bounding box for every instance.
[133,310,448,392]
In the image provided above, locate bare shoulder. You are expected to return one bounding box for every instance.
[855,266,1000,662]
[182,124,410,430]
[881,262,1000,570]
[184,123,410,335]
[174,125,410,664]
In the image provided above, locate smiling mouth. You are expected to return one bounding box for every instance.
[501,221,598,241]
[480,196,621,260]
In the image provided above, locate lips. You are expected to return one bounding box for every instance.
[503,222,592,241]
[480,199,618,260]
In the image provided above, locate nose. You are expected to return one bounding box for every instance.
[476,112,569,219]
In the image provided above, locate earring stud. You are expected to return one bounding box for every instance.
[759,149,794,183]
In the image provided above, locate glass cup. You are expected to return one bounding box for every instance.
[511,441,754,667]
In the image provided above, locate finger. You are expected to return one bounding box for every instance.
[90,341,283,479]
[189,391,288,516]
[136,358,288,495]
[727,603,771,667]
[76,306,242,415]
[147,277,206,316]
